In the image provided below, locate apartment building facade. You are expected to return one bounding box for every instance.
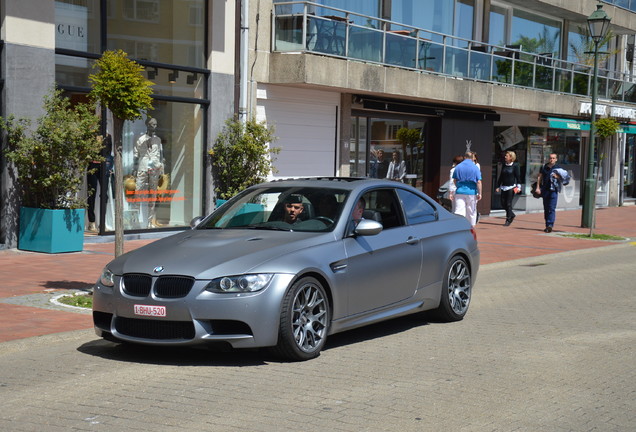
[1,0,636,247]
[256,0,636,216]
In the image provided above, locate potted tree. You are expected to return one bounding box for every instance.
[1,89,102,253]
[210,117,279,202]
[89,49,154,257]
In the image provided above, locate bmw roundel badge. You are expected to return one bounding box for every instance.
[153,266,164,273]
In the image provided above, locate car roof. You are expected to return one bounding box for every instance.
[254,177,406,192]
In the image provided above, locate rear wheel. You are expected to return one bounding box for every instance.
[434,256,472,321]
[272,276,330,361]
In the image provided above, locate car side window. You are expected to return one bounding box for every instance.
[396,189,437,225]
[356,189,404,229]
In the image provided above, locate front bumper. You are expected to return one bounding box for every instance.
[92,273,295,349]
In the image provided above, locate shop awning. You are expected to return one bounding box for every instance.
[546,117,590,131]
[620,124,636,134]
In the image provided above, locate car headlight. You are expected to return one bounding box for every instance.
[205,274,274,293]
[100,268,115,287]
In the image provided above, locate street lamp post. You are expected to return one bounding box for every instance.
[582,4,611,228]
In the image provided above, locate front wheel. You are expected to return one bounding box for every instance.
[433,256,472,321]
[271,276,330,361]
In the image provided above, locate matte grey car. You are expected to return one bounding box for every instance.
[93,178,479,361]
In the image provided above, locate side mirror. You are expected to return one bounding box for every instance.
[190,216,203,229]
[354,219,383,236]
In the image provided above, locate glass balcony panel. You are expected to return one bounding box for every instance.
[275,15,304,51]
[385,32,417,68]
[572,70,590,96]
[610,78,626,101]
[555,68,573,94]
[274,3,305,14]
[597,75,609,99]
[418,40,441,72]
[310,15,348,56]
[612,0,631,10]
[468,48,490,80]
[493,56,513,84]
[512,59,534,87]
[444,46,468,77]
[349,26,382,62]
[535,65,554,90]
[623,83,636,103]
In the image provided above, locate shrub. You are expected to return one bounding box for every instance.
[594,117,620,140]
[210,118,280,200]
[1,89,102,209]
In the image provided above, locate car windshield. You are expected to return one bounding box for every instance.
[200,186,349,232]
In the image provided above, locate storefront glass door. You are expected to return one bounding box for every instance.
[349,115,427,189]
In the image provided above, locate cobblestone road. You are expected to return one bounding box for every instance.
[1,243,634,431]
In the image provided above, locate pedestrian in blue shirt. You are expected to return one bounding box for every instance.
[452,151,482,226]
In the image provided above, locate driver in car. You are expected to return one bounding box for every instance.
[283,195,304,225]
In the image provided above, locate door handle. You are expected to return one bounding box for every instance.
[406,236,420,245]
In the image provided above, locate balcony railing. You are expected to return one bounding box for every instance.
[273,1,636,106]
[601,0,636,13]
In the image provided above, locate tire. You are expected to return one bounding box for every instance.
[434,256,472,321]
[271,276,330,361]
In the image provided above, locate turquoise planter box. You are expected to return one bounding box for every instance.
[19,207,85,253]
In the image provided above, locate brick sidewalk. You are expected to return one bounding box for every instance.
[0,239,154,343]
[1,205,634,343]
[477,206,636,264]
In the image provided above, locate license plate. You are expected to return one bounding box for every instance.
[134,304,166,317]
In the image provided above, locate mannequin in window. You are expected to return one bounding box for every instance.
[133,117,164,228]
[86,133,114,232]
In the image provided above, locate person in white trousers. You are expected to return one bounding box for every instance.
[452,151,482,227]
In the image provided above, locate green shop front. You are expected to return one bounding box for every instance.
[492,111,634,213]
[491,114,586,214]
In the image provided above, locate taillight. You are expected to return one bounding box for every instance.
[470,227,477,241]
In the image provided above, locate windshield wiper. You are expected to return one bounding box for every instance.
[244,224,291,231]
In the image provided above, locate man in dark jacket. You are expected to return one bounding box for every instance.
[534,153,565,233]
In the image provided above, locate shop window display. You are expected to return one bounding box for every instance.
[94,102,203,231]
[60,82,206,233]
[54,0,208,233]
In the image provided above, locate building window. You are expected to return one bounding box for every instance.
[55,0,100,54]
[391,0,454,40]
[189,5,204,26]
[123,0,160,23]
[488,4,508,47]
[110,0,206,68]
[511,8,561,55]
[454,0,474,44]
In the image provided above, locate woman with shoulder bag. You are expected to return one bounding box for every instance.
[495,151,521,226]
